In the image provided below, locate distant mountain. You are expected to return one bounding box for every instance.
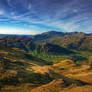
[30,31,91,42]
[0,31,92,56]
[29,31,65,41]
[0,33,74,55]
[31,31,92,51]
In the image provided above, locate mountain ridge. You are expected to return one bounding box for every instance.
[0,31,92,62]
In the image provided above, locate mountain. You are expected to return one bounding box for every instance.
[32,31,92,51]
[0,31,92,51]
[30,31,65,41]
[0,31,92,92]
[0,33,74,55]
[30,31,91,41]
[0,31,92,63]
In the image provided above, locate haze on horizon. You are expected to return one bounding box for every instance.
[0,0,92,35]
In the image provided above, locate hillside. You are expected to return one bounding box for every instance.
[0,31,92,62]
[0,31,92,51]
[0,44,54,91]
[0,40,92,91]
[31,59,92,92]
[0,44,92,92]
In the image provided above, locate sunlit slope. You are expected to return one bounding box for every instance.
[0,44,53,92]
[0,44,92,92]
[31,59,92,92]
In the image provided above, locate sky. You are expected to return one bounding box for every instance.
[0,0,92,35]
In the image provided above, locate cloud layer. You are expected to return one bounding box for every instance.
[0,0,92,34]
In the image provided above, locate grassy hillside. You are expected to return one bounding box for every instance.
[0,44,92,92]
[0,32,92,92]
[0,44,53,91]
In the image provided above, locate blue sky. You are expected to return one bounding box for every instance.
[0,0,92,35]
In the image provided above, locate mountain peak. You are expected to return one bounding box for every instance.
[41,31,65,37]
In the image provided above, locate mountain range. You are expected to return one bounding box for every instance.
[0,31,92,62]
[0,31,92,92]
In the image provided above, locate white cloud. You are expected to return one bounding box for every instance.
[0,10,4,15]
[0,28,41,35]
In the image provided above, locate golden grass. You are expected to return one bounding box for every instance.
[1,58,92,92]
[62,85,92,92]
[1,83,38,92]
[27,65,52,75]
[0,70,18,80]
[52,59,92,85]
[53,59,75,69]
[31,79,65,92]
[0,50,9,55]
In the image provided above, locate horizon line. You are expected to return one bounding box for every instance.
[0,31,91,36]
